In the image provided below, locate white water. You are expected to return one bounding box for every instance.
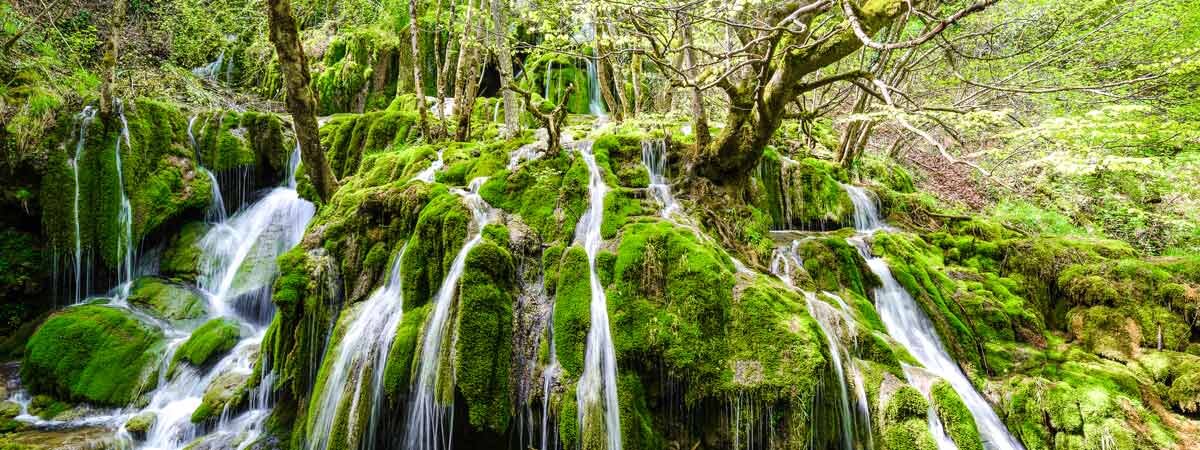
[138,144,312,449]
[540,321,560,450]
[904,366,961,450]
[306,246,407,450]
[188,114,228,223]
[573,141,622,450]
[842,184,885,232]
[805,293,856,450]
[414,150,445,184]
[585,59,605,116]
[70,106,98,304]
[843,188,1024,450]
[640,139,680,219]
[405,177,494,450]
[544,60,554,100]
[113,102,135,302]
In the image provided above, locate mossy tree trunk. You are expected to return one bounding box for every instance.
[692,0,906,182]
[99,0,126,118]
[490,0,519,138]
[435,0,458,138]
[267,0,339,202]
[453,0,482,141]
[594,24,622,122]
[409,0,430,138]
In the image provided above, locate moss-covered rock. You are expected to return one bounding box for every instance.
[191,370,250,423]
[21,305,164,405]
[159,221,209,282]
[171,318,241,374]
[930,380,984,450]
[128,277,208,321]
[125,411,156,440]
[479,149,591,244]
[454,239,515,432]
[755,150,855,230]
[521,53,594,115]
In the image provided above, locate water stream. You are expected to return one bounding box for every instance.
[69,106,98,304]
[404,177,494,450]
[573,141,622,450]
[641,139,680,219]
[305,246,407,450]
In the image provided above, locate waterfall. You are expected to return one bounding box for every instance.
[805,293,858,450]
[114,101,136,302]
[193,50,226,81]
[842,191,1024,450]
[306,246,407,450]
[904,366,961,450]
[405,177,494,450]
[541,321,560,450]
[573,141,622,450]
[188,114,228,223]
[842,184,884,232]
[70,106,98,304]
[641,139,680,219]
[544,60,554,100]
[585,59,605,116]
[414,150,445,184]
[140,146,314,449]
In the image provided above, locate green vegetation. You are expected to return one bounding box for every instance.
[171,318,241,374]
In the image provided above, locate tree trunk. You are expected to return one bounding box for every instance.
[682,22,710,151]
[409,0,430,138]
[435,0,458,137]
[594,24,622,121]
[607,22,632,119]
[99,0,126,118]
[491,0,519,138]
[451,0,479,140]
[630,54,642,115]
[695,0,906,182]
[267,0,339,202]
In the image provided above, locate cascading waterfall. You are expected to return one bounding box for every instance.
[306,246,407,450]
[842,184,884,232]
[574,141,622,450]
[114,102,136,301]
[70,106,98,304]
[843,185,1024,450]
[640,139,680,219]
[405,177,494,450]
[540,320,560,450]
[805,293,858,450]
[188,114,228,223]
[544,60,554,100]
[585,59,605,116]
[140,144,314,450]
[904,366,961,450]
[414,150,445,184]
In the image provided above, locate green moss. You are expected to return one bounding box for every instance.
[601,188,646,239]
[159,222,208,282]
[313,28,402,115]
[882,418,938,450]
[171,318,241,374]
[127,277,208,321]
[401,186,470,309]
[755,152,854,230]
[930,381,984,450]
[21,305,164,405]
[320,110,417,179]
[479,145,591,243]
[383,303,430,397]
[454,240,515,432]
[886,386,929,422]
[553,246,592,377]
[795,235,879,297]
[521,53,593,114]
[191,371,249,423]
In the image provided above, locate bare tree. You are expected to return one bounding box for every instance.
[409,0,431,138]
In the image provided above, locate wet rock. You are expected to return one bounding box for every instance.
[128,277,208,321]
[125,411,156,440]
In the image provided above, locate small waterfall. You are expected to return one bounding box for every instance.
[193,50,226,81]
[904,366,961,450]
[540,321,560,450]
[842,184,884,232]
[189,114,228,223]
[405,177,494,450]
[544,60,554,100]
[573,141,622,450]
[306,246,407,450]
[842,197,1024,450]
[414,150,445,184]
[805,293,858,450]
[113,102,136,301]
[640,139,680,219]
[70,106,98,304]
[585,59,605,116]
[140,143,313,450]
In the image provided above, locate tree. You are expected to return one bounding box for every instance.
[267,0,339,202]
[409,0,430,138]
[490,0,520,137]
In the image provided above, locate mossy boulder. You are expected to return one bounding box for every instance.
[171,318,241,374]
[755,150,854,230]
[521,53,593,114]
[21,305,165,405]
[159,221,209,282]
[191,370,249,423]
[125,411,156,440]
[454,239,515,432]
[930,380,984,450]
[479,149,592,243]
[128,277,208,321]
